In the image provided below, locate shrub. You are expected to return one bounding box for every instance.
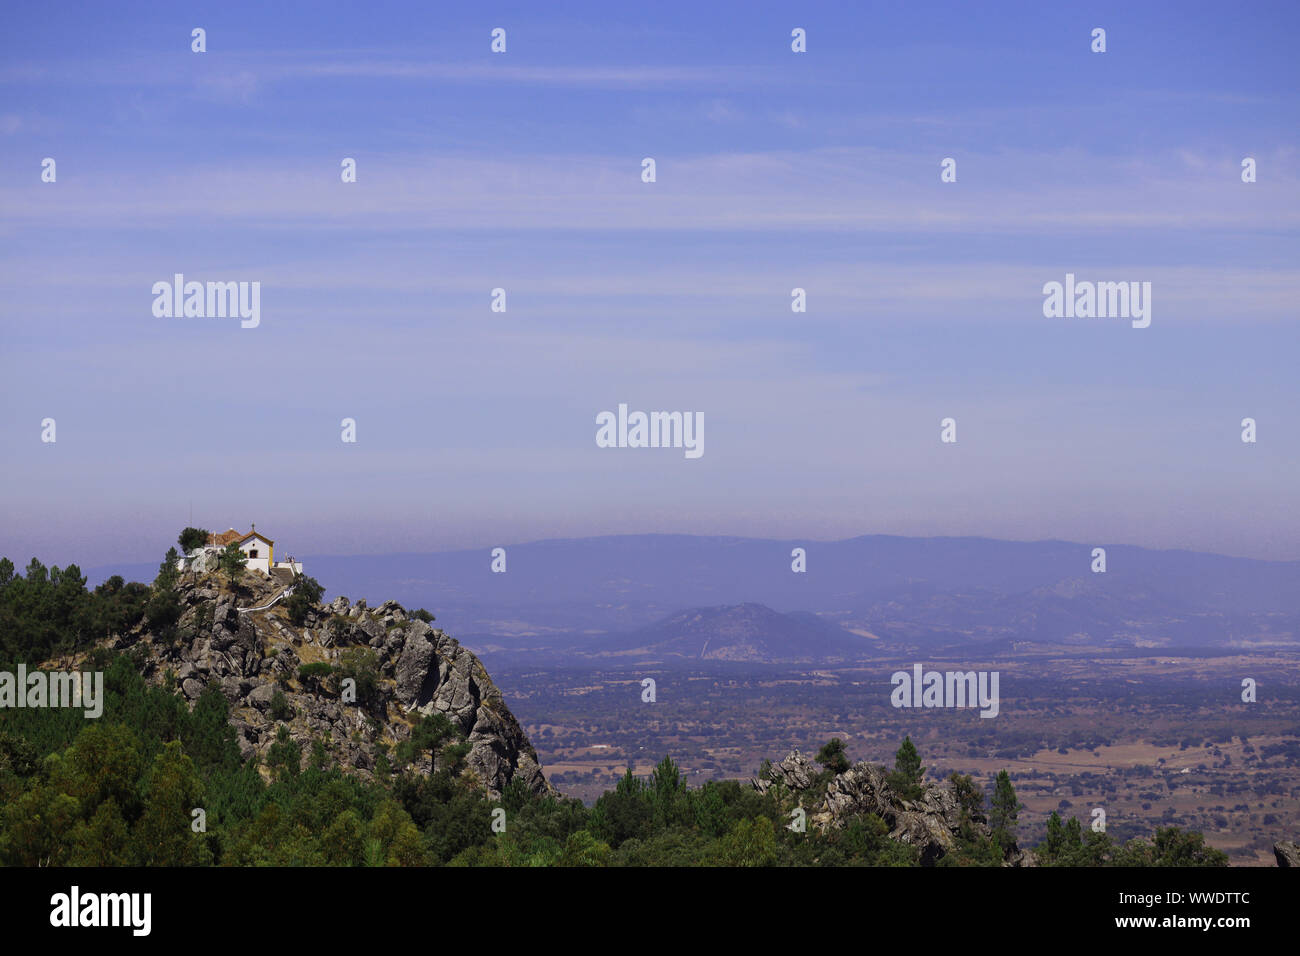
[284,574,325,626]
[269,687,294,722]
[333,648,381,708]
[297,662,334,692]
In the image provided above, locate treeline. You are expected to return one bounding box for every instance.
[0,557,154,671]
[0,653,421,866]
[1034,809,1227,866]
[0,532,201,671]
[0,657,1229,866]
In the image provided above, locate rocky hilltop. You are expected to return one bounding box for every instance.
[754,750,1036,866]
[101,569,550,798]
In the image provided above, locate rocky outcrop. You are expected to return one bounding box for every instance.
[394,622,548,795]
[752,750,819,795]
[1275,841,1300,867]
[755,749,1033,867]
[108,569,550,799]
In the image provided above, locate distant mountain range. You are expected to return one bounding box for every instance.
[599,602,870,662]
[82,534,1299,662]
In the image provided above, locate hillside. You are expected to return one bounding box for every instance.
[53,567,550,799]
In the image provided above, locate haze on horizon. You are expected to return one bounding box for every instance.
[2,1,1298,569]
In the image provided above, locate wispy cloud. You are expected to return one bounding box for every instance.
[2,146,1295,234]
[0,53,763,91]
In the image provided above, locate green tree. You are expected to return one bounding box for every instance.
[816,738,851,775]
[63,722,145,816]
[298,661,334,694]
[651,755,683,799]
[1140,827,1230,867]
[1043,810,1065,861]
[182,685,241,772]
[90,574,150,640]
[321,809,366,866]
[590,769,652,847]
[649,755,688,828]
[266,725,302,779]
[145,551,184,640]
[284,574,325,626]
[949,771,983,819]
[217,543,246,587]
[558,830,612,866]
[889,736,925,800]
[393,713,457,767]
[715,817,778,867]
[990,769,1020,853]
[1063,816,1084,857]
[367,800,428,866]
[178,528,211,554]
[1081,827,1116,865]
[0,785,81,866]
[693,781,730,839]
[69,798,131,866]
[334,648,381,709]
[155,548,180,590]
[269,688,294,722]
[837,813,919,866]
[131,741,211,866]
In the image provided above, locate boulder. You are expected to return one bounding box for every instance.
[1275,841,1300,867]
[246,683,277,711]
[394,626,438,706]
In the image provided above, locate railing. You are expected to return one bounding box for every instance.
[237,586,294,614]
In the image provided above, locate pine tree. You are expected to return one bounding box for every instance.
[990,769,1020,852]
[1043,810,1064,860]
[218,543,246,588]
[650,755,685,827]
[156,548,180,590]
[1064,815,1084,854]
[816,738,850,775]
[949,771,983,819]
[652,755,683,798]
[143,548,185,641]
[889,736,925,799]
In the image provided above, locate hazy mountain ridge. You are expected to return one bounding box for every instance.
[600,602,868,662]
[86,534,1298,660]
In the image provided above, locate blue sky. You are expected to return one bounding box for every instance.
[2,1,1298,567]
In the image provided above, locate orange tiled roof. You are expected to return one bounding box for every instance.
[205,528,275,547]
